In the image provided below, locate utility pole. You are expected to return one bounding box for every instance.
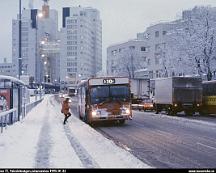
[18,0,22,79]
[18,0,22,121]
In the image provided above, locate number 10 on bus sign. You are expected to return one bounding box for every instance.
[103,79,115,84]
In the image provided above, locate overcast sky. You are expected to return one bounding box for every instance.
[1,0,216,64]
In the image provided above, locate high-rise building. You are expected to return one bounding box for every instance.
[60,6,102,89]
[12,9,37,80]
[12,1,60,84]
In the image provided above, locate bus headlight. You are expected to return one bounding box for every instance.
[121,108,130,115]
[92,111,97,117]
[92,110,101,117]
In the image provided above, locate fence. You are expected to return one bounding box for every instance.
[0,98,43,133]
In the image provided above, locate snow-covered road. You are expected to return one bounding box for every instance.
[0,95,150,168]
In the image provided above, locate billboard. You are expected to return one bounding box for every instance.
[0,89,10,112]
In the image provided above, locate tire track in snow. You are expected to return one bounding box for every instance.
[50,97,99,168]
[35,99,52,168]
[63,125,100,168]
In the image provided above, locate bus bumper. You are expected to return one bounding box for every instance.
[91,115,130,122]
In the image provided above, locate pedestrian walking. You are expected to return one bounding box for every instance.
[61,97,71,125]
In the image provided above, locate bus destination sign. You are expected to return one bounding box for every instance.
[103,79,115,84]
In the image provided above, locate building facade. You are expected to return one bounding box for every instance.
[0,58,15,76]
[137,22,177,79]
[0,63,15,76]
[12,1,60,84]
[107,20,186,79]
[107,39,149,78]
[60,6,102,89]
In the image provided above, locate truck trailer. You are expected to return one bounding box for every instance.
[154,77,202,115]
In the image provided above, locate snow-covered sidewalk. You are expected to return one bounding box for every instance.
[0,95,150,168]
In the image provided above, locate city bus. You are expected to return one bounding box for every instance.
[77,77,132,125]
[202,80,216,115]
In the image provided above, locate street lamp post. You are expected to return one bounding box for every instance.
[18,0,22,79]
[17,0,22,121]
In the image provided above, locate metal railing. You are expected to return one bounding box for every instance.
[0,108,18,133]
[0,98,43,133]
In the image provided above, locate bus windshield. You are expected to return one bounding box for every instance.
[90,85,130,104]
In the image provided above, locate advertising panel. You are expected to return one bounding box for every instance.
[0,89,10,112]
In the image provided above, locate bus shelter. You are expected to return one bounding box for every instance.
[0,75,26,123]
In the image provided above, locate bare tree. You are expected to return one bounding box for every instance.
[165,6,216,80]
[116,47,146,79]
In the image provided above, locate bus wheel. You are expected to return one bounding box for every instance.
[78,109,82,120]
[84,112,88,123]
[119,120,125,125]
[185,110,193,116]
[167,109,176,116]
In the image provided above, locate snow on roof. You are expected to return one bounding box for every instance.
[0,75,25,85]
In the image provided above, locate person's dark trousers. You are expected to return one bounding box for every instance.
[63,112,71,124]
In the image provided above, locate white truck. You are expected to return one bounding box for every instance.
[130,79,150,98]
[154,77,202,115]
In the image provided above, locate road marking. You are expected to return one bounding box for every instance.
[197,142,216,151]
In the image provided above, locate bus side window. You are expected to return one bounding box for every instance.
[82,87,86,104]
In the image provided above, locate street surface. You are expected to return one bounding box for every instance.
[70,97,216,168]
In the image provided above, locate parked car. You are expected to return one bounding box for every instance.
[138,98,154,111]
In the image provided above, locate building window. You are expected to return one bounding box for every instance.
[141,47,146,51]
[156,70,159,78]
[67,68,77,72]
[67,19,77,24]
[67,62,77,67]
[111,50,117,56]
[155,44,160,51]
[149,71,153,79]
[162,43,166,49]
[163,31,167,35]
[67,36,77,40]
[155,53,164,65]
[147,59,151,65]
[80,11,84,16]
[155,31,159,37]
[67,57,77,61]
[67,41,77,45]
[67,46,77,51]
[129,46,135,50]
[67,25,77,29]
[67,30,77,34]
[142,56,147,62]
[67,52,77,56]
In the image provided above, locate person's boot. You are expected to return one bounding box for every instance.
[63,117,67,125]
